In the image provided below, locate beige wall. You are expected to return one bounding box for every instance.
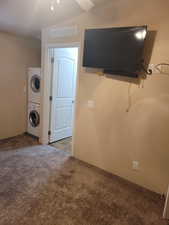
[0,32,41,140]
[42,0,169,194]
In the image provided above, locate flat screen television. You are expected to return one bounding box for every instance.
[83,26,147,77]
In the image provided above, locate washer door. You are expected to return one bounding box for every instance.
[31,75,40,93]
[29,110,40,127]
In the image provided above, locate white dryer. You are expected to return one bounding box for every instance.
[28,67,41,104]
[27,102,40,137]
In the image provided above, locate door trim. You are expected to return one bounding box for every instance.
[40,42,80,157]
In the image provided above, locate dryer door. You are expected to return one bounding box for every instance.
[29,110,40,127]
[31,75,40,93]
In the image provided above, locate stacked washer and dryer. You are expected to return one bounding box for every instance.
[27,68,41,138]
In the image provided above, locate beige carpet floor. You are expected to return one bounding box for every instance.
[0,135,167,225]
[0,134,39,151]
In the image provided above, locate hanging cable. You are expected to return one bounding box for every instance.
[126,81,132,112]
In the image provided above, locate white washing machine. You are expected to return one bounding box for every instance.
[28,67,41,104]
[27,103,40,137]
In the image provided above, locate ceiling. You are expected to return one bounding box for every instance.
[0,0,109,39]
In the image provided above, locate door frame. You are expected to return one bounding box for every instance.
[40,42,80,156]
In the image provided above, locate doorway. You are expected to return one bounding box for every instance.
[49,47,79,154]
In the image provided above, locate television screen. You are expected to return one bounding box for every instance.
[83,26,147,77]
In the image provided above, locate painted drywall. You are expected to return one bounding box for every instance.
[0,32,41,140]
[41,0,169,194]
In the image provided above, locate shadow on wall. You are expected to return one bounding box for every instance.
[84,30,157,86]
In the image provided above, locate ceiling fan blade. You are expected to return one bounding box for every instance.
[75,0,94,11]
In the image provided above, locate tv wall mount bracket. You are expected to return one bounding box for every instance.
[141,60,152,75]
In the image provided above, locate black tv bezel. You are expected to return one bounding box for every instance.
[83,25,148,77]
[103,69,139,78]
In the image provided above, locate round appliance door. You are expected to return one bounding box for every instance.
[31,75,40,93]
[29,110,40,128]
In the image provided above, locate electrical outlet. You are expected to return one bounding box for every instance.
[132,161,139,171]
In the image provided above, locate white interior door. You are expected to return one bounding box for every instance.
[50,47,78,143]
